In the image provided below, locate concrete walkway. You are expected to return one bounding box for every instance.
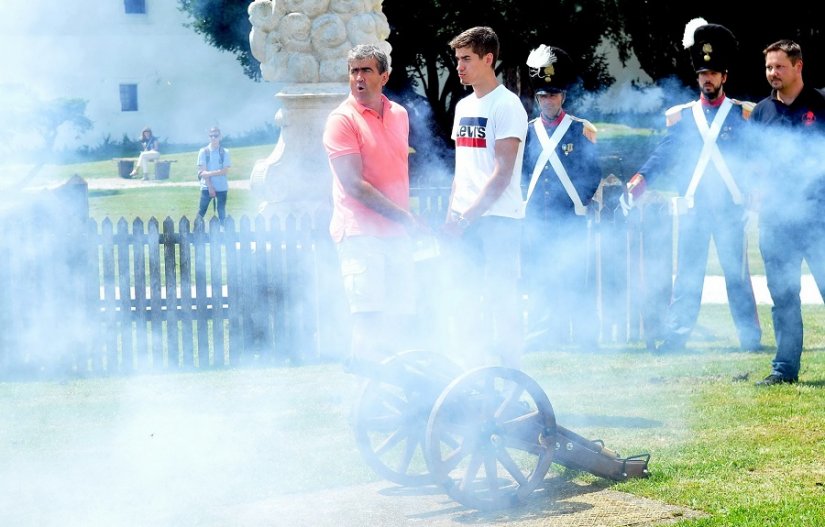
[86,177,250,190]
[703,275,822,305]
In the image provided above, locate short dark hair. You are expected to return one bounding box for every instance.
[763,39,803,65]
[347,44,389,74]
[449,26,500,64]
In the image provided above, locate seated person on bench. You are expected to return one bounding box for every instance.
[130,127,160,179]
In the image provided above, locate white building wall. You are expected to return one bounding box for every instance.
[0,0,279,149]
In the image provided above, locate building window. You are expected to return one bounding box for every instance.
[119,84,138,112]
[124,0,146,14]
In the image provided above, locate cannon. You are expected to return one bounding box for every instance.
[351,350,650,511]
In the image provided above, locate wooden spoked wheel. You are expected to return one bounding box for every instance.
[352,350,463,486]
[424,367,556,510]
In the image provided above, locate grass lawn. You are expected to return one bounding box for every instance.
[4,136,823,525]
[0,305,823,526]
[18,144,274,222]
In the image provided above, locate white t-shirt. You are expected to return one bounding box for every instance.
[450,84,528,218]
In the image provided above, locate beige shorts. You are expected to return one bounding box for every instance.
[337,235,415,315]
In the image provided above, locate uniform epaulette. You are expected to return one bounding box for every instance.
[730,98,756,121]
[665,102,694,127]
[569,115,598,143]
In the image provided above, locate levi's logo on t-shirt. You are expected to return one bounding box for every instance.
[456,117,488,147]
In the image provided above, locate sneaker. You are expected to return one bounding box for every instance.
[755,373,798,386]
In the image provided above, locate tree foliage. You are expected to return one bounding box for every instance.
[179,0,262,80]
[0,84,92,160]
[383,0,623,140]
[614,1,825,102]
[177,0,825,143]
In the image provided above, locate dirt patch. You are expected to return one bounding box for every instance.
[216,478,705,526]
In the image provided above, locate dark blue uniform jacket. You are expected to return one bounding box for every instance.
[637,97,752,211]
[522,113,602,223]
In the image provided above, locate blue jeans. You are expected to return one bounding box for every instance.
[198,189,228,221]
[760,218,825,378]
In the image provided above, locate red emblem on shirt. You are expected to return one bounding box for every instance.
[803,111,816,126]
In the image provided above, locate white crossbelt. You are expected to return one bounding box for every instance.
[681,98,743,210]
[525,115,587,215]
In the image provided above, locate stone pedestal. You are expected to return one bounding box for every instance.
[251,82,348,222]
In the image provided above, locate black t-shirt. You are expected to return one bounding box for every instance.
[750,86,825,220]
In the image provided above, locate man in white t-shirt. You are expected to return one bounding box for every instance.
[443,26,528,369]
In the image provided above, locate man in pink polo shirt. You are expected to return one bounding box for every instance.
[323,44,425,369]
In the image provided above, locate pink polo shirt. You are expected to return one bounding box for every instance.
[323,94,410,242]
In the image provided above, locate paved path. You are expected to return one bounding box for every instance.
[86,177,250,190]
[703,275,822,305]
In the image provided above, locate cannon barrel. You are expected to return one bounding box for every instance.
[552,425,650,481]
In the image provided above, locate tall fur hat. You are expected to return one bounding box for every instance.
[683,18,737,73]
[526,45,576,93]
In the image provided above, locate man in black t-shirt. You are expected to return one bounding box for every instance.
[750,40,825,386]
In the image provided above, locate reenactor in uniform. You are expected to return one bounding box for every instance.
[522,45,603,350]
[624,19,762,353]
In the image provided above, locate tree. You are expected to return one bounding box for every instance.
[383,0,623,139]
[179,0,262,80]
[0,84,92,171]
[177,0,825,136]
[36,99,93,154]
[615,1,825,102]
[179,1,620,138]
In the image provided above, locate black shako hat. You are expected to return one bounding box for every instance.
[526,45,576,94]
[683,18,737,73]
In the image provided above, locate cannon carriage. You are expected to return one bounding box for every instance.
[351,350,651,511]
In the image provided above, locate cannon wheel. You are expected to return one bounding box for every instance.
[352,350,463,486]
[424,367,556,510]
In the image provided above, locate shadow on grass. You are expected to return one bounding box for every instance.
[89,189,123,197]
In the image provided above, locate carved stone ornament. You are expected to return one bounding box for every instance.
[248,0,392,83]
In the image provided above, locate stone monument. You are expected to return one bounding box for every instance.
[247,0,392,219]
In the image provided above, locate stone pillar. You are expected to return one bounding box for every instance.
[250,82,348,219]
[247,0,392,217]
